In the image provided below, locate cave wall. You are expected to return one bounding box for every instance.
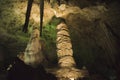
[0,0,120,79]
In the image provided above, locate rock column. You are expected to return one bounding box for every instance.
[56,22,83,80]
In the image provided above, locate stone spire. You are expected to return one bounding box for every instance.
[24,27,44,67]
[56,22,84,80]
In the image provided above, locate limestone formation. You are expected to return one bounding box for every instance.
[24,27,44,67]
[56,22,83,80]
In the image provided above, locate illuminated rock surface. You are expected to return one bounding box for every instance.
[0,0,120,80]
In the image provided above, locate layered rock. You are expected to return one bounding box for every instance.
[56,22,85,80]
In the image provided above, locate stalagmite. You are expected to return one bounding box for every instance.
[23,27,44,67]
[56,22,84,80]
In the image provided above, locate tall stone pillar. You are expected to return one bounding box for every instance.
[56,22,83,80]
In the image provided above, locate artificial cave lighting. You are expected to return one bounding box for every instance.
[69,78,75,80]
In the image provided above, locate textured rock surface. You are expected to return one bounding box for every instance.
[0,0,120,79]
